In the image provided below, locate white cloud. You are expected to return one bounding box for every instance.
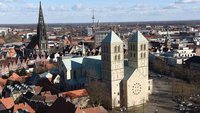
[72,4,83,11]
[163,4,181,9]
[175,0,200,4]
[48,5,68,12]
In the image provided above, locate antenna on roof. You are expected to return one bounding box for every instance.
[92,9,95,28]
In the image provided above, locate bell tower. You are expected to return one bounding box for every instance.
[128,31,148,76]
[37,1,48,54]
[101,31,124,107]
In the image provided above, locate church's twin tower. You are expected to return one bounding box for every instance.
[101,31,149,108]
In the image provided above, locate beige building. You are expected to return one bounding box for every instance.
[58,31,152,108]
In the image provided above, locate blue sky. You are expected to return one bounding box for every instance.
[1,0,200,24]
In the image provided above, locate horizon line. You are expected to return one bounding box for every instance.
[0,19,200,25]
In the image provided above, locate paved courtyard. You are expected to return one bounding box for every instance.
[144,73,179,113]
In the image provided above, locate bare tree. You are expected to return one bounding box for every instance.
[86,81,111,109]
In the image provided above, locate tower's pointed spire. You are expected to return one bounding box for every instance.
[37,1,48,55]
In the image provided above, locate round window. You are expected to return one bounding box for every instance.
[132,83,142,95]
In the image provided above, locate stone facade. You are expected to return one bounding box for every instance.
[58,31,152,108]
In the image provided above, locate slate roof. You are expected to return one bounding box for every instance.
[185,56,200,64]
[0,104,6,111]
[62,56,101,77]
[23,91,34,100]
[46,97,76,113]
[102,31,123,43]
[31,95,45,102]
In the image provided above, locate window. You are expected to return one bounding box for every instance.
[115,55,117,60]
[130,45,132,50]
[144,53,146,58]
[141,53,143,58]
[115,46,117,53]
[133,44,135,50]
[130,53,132,57]
[144,44,146,50]
[133,53,136,58]
[118,46,120,52]
[141,44,143,51]
[118,55,120,60]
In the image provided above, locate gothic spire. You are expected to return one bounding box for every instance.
[37,1,48,54]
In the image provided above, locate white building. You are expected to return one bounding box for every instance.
[0,27,11,36]
[58,31,152,108]
[162,47,196,65]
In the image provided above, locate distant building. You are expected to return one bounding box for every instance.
[94,30,109,47]
[162,47,196,65]
[86,27,93,36]
[0,27,11,36]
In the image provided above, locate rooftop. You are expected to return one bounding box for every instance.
[0,97,14,109]
[60,89,88,99]
[129,31,148,43]
[102,31,123,44]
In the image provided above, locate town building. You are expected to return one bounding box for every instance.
[94,30,109,47]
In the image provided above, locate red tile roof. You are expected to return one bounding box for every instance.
[8,73,20,81]
[13,102,35,113]
[60,89,88,99]
[0,97,14,109]
[81,106,108,113]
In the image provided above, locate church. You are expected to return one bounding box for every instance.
[58,30,152,108]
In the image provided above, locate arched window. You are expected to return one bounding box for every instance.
[130,45,132,50]
[115,55,117,60]
[141,44,143,51]
[144,44,146,50]
[118,46,120,52]
[118,55,120,60]
[114,46,117,53]
[141,53,143,58]
[133,44,135,50]
[144,53,146,58]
